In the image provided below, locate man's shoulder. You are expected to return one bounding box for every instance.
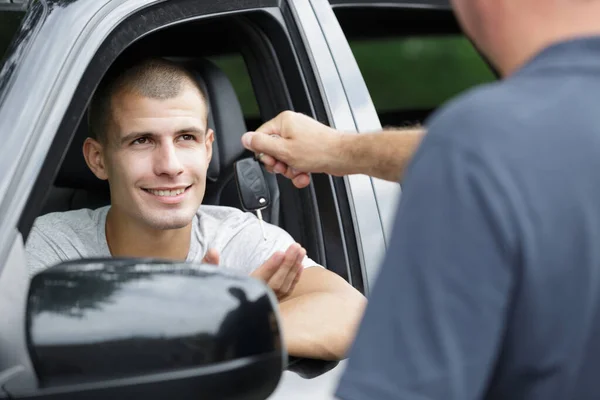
[26,206,109,276]
[420,77,559,168]
[426,81,522,142]
[196,204,253,227]
[31,207,107,235]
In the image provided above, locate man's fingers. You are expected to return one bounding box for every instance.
[254,115,284,137]
[258,153,277,168]
[263,160,310,188]
[251,252,284,281]
[292,173,311,188]
[242,132,290,164]
[202,248,220,265]
[279,247,306,295]
[273,161,288,175]
[268,244,301,293]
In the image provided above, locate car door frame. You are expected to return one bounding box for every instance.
[300,0,401,290]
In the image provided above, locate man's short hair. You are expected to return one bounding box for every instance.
[88,58,209,144]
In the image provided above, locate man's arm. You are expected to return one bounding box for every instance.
[337,128,423,182]
[241,111,424,188]
[278,266,366,360]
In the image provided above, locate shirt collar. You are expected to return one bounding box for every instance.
[515,35,600,76]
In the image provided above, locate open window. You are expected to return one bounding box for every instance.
[18,1,360,290]
[333,5,497,127]
[0,6,26,64]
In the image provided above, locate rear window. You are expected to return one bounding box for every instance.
[0,10,26,65]
[347,34,496,129]
[350,35,495,113]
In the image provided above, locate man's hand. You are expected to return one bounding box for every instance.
[242,110,425,184]
[251,243,306,299]
[241,111,342,188]
[202,248,220,265]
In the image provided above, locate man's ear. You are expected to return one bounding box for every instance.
[83,137,109,180]
[205,128,215,164]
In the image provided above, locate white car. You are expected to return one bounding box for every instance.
[0,0,494,398]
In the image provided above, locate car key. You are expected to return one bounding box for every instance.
[234,157,271,241]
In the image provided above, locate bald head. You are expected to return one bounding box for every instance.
[88,58,209,144]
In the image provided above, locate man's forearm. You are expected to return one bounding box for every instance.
[334,128,424,182]
[279,290,366,360]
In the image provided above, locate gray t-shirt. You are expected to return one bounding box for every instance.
[336,37,600,400]
[26,205,315,276]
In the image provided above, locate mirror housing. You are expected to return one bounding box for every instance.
[7,259,284,399]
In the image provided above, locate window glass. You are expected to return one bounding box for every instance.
[0,11,26,66]
[349,35,496,124]
[208,54,260,118]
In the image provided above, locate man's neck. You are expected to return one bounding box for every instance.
[496,3,600,77]
[105,206,192,261]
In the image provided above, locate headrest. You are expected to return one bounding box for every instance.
[55,58,249,190]
[184,58,249,183]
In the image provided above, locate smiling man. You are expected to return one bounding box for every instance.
[25,58,365,360]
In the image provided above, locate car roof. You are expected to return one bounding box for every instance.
[329,0,451,8]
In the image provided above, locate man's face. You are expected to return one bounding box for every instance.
[451,0,495,52]
[99,84,213,230]
[451,0,479,40]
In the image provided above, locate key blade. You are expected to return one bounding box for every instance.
[257,210,267,241]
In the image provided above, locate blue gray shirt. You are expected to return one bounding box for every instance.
[336,37,600,400]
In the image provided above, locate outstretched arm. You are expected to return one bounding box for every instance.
[278,266,367,360]
[241,111,424,187]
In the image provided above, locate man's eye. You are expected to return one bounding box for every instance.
[132,137,149,145]
[179,134,196,141]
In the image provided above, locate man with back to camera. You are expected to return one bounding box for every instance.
[241,0,600,398]
[25,58,366,361]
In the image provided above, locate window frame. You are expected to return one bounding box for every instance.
[11,0,367,292]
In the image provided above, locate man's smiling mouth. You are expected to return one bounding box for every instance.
[143,185,191,197]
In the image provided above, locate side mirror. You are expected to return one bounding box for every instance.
[4,259,284,399]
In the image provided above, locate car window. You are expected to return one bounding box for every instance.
[349,34,496,127]
[208,54,260,120]
[0,10,26,66]
[21,6,331,276]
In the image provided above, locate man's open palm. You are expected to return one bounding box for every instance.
[251,243,306,300]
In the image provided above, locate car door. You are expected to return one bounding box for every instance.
[0,0,374,398]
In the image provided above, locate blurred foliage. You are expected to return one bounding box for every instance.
[211,35,495,118]
[0,11,26,64]
[350,35,496,112]
[209,54,261,117]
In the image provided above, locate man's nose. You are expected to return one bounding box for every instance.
[154,142,184,177]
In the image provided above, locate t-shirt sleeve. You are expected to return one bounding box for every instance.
[220,213,319,275]
[336,135,518,400]
[25,224,68,277]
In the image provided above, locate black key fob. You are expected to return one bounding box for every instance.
[234,157,271,212]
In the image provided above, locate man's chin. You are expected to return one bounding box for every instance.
[140,211,196,231]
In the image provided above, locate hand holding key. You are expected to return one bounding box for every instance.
[241,111,342,188]
[251,243,306,300]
